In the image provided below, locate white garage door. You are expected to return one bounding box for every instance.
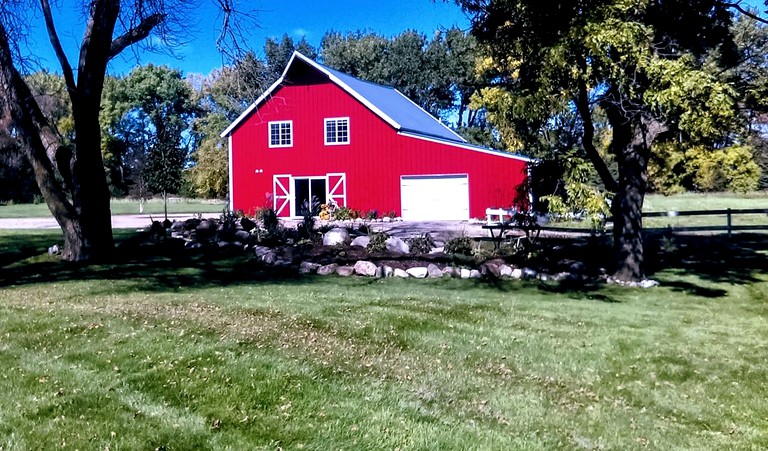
[400,175,469,220]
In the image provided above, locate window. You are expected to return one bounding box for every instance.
[324,118,350,145]
[269,121,293,148]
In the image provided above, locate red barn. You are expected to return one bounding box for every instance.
[221,51,532,220]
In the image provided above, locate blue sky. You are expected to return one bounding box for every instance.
[29,0,471,77]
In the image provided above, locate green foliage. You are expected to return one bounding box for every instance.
[365,231,390,253]
[647,142,688,195]
[333,206,353,221]
[188,113,230,198]
[102,65,196,197]
[540,151,612,231]
[406,234,436,255]
[444,236,474,257]
[688,145,761,193]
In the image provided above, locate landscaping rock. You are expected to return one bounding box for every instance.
[510,268,523,279]
[394,268,409,278]
[442,266,457,278]
[234,230,251,242]
[460,268,471,279]
[469,269,482,279]
[170,221,185,231]
[351,236,370,247]
[317,263,338,276]
[299,261,321,274]
[522,268,538,279]
[353,260,378,277]
[336,266,354,277]
[639,279,659,288]
[481,262,500,278]
[261,252,277,265]
[385,237,410,254]
[427,264,443,278]
[48,244,59,255]
[382,265,394,278]
[499,265,513,278]
[406,267,428,278]
[323,227,352,246]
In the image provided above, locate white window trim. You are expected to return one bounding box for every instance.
[324,117,350,146]
[268,120,293,148]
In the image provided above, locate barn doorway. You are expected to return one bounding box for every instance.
[293,177,327,216]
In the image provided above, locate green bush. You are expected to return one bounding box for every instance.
[407,234,436,254]
[365,231,390,253]
[444,236,474,257]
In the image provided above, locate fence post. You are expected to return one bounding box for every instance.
[727,208,732,239]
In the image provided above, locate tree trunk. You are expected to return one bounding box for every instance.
[604,100,667,282]
[0,21,113,261]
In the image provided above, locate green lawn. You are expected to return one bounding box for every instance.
[0,231,766,449]
[0,197,227,218]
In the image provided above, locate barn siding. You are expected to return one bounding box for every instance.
[230,81,527,219]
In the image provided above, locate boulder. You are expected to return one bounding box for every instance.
[323,227,351,246]
[385,237,410,254]
[442,266,458,278]
[336,266,355,277]
[481,263,500,278]
[353,260,378,277]
[351,236,370,247]
[499,265,513,278]
[460,268,471,279]
[427,264,443,278]
[469,269,482,279]
[382,265,394,278]
[393,268,410,278]
[522,268,538,279]
[299,261,321,274]
[406,267,428,278]
[47,244,59,255]
[510,268,523,279]
[317,264,339,276]
[234,230,251,242]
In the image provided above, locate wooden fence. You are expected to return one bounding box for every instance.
[540,208,768,236]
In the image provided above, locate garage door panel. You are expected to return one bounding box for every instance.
[401,175,469,220]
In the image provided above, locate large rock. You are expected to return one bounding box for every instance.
[317,263,338,276]
[406,267,428,278]
[234,230,251,242]
[481,263,500,278]
[442,266,458,278]
[460,268,471,279]
[469,269,482,279]
[510,268,523,279]
[299,261,321,274]
[240,217,257,231]
[353,260,378,277]
[351,236,370,247]
[500,265,513,278]
[385,237,410,254]
[427,264,443,278]
[393,268,410,278]
[381,265,394,278]
[336,266,355,277]
[323,227,352,246]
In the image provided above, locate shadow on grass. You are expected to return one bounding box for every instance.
[1,230,766,298]
[0,231,312,292]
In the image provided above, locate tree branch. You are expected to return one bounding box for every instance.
[39,0,76,98]
[719,1,768,25]
[575,78,618,193]
[109,13,166,59]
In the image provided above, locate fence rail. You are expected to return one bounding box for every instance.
[540,208,768,236]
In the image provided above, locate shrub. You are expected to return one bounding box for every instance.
[444,236,474,257]
[366,231,390,253]
[256,206,280,234]
[407,234,436,254]
[333,206,353,221]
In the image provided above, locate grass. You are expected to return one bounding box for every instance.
[0,197,227,218]
[0,230,766,449]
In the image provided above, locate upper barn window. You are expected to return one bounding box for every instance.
[324,118,350,145]
[269,121,293,148]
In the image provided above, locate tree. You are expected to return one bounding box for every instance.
[457,0,743,281]
[0,0,253,261]
[103,64,196,216]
